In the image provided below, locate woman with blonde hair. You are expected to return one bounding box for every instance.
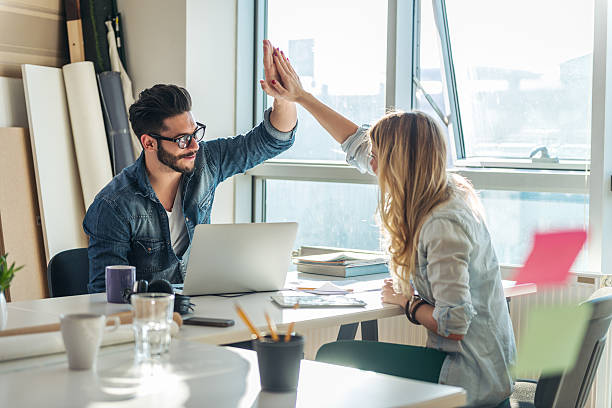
[260,42,516,407]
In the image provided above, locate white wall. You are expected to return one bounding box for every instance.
[118,0,187,92]
[117,0,237,223]
[186,0,237,224]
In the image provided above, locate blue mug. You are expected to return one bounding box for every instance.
[105,265,136,303]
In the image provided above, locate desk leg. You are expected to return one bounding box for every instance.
[361,320,378,341]
[337,323,358,340]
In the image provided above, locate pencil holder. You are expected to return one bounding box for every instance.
[253,334,304,392]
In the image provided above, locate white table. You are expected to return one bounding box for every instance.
[0,339,467,407]
[4,272,536,345]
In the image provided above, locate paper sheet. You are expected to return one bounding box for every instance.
[513,303,592,377]
[513,229,587,286]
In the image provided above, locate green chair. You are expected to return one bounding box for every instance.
[315,340,447,384]
[315,340,511,408]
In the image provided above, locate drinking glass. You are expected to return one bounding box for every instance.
[131,293,174,360]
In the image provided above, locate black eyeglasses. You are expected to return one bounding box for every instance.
[149,122,206,149]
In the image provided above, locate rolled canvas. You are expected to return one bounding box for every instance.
[0,326,134,362]
[105,20,141,159]
[98,71,135,175]
[62,61,113,208]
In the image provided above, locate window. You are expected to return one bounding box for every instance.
[415,0,451,131]
[443,0,594,162]
[265,180,380,250]
[244,0,599,270]
[267,0,388,161]
[480,190,589,268]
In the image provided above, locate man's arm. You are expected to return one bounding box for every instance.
[269,98,297,132]
[205,109,296,184]
[259,43,358,144]
[83,199,131,293]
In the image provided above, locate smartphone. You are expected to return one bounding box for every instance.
[183,316,235,327]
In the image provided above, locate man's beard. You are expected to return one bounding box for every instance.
[157,143,196,174]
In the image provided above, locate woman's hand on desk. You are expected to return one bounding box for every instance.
[381,279,410,309]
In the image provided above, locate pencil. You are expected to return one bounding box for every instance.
[235,304,261,340]
[284,303,299,342]
[264,312,279,342]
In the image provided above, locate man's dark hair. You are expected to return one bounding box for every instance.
[128,84,192,138]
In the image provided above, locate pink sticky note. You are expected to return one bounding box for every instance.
[514,229,587,286]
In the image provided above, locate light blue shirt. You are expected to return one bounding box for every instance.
[342,126,517,407]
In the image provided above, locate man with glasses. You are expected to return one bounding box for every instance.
[83,41,296,293]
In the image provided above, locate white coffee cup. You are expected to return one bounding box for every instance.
[60,313,120,370]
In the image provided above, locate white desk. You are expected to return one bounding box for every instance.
[4,272,536,345]
[0,339,466,407]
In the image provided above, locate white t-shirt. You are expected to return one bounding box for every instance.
[165,183,189,257]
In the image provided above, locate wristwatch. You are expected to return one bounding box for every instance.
[405,294,429,325]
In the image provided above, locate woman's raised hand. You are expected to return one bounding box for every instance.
[262,40,280,93]
[259,45,307,103]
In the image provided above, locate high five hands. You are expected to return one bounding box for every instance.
[260,40,306,103]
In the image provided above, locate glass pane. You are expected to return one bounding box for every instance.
[480,190,589,270]
[416,1,450,124]
[266,0,388,160]
[266,181,589,270]
[265,180,381,251]
[445,0,593,160]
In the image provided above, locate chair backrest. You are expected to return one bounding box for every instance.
[535,288,612,408]
[46,248,89,297]
[315,340,447,383]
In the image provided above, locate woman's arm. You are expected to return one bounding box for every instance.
[260,45,358,144]
[381,279,464,341]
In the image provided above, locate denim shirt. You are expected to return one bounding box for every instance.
[342,126,517,407]
[84,108,296,293]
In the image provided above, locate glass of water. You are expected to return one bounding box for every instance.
[131,292,174,360]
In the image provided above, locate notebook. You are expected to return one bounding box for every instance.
[270,294,367,308]
[294,251,388,277]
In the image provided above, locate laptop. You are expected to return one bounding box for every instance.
[181,222,298,296]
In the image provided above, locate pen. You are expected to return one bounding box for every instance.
[234,304,261,340]
[284,303,299,342]
[296,287,353,292]
[264,312,279,342]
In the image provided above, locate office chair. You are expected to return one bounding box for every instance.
[46,248,89,297]
[315,340,447,384]
[511,288,612,408]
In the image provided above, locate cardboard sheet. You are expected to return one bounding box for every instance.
[21,64,88,263]
[0,128,47,300]
[0,77,27,127]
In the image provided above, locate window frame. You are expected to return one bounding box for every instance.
[234,0,612,275]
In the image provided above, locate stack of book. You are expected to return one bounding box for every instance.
[293,251,389,277]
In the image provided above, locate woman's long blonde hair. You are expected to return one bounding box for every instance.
[371,111,479,294]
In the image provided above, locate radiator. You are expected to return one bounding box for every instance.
[301,274,612,408]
